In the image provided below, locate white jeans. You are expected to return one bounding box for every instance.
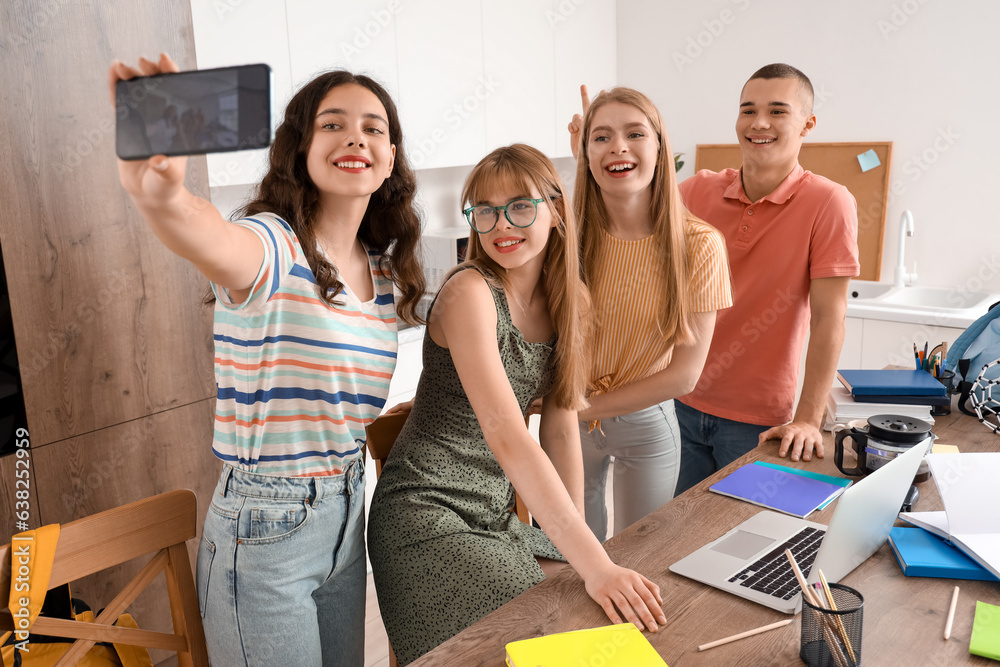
[579,400,680,541]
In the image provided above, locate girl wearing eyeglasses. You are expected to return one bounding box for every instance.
[568,87,733,540]
[368,144,666,665]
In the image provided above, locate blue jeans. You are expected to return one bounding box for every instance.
[675,401,770,495]
[197,459,366,666]
[579,400,680,541]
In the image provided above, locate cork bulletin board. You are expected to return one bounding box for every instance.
[694,142,893,281]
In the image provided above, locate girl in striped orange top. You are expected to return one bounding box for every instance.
[110,55,423,666]
[569,86,733,540]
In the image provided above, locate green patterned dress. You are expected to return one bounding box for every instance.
[368,266,564,665]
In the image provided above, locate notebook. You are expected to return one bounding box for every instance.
[836,369,946,396]
[888,526,1000,581]
[670,441,927,614]
[709,462,848,518]
[899,453,1000,579]
[505,623,666,667]
[971,601,1000,661]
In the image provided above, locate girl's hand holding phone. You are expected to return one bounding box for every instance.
[107,54,187,208]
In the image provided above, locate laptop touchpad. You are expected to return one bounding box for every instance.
[711,529,775,559]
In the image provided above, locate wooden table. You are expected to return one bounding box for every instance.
[411,411,1000,666]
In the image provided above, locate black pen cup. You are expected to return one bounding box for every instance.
[800,583,863,667]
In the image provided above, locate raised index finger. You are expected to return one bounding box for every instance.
[580,84,591,114]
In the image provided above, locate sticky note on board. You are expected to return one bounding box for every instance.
[932,444,960,454]
[857,149,881,172]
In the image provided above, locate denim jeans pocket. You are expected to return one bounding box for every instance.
[196,536,215,619]
[239,500,313,544]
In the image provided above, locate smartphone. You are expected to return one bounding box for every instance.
[116,63,272,161]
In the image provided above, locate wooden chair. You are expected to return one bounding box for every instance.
[0,489,209,667]
[365,409,532,667]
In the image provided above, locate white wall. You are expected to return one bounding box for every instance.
[616,0,1000,295]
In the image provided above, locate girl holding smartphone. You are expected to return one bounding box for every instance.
[109,54,423,666]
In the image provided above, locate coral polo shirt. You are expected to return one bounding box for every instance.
[678,166,859,426]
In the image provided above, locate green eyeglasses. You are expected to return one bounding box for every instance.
[462,197,547,234]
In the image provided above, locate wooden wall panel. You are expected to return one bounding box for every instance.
[29,397,219,660]
[0,0,214,447]
[0,444,42,534]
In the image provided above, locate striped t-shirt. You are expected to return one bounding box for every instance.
[211,213,397,477]
[590,218,732,396]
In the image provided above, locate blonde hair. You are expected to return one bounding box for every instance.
[459,144,592,410]
[574,87,694,348]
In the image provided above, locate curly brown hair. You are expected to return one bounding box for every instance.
[239,70,425,324]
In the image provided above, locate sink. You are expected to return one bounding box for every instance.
[845,280,1000,328]
[880,286,997,310]
[847,282,895,300]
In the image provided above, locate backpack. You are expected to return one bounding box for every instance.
[946,300,1000,423]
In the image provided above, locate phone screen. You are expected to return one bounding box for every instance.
[116,63,272,161]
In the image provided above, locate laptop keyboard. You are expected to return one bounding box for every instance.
[726,526,826,600]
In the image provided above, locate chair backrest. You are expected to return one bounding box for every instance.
[364,409,530,524]
[0,489,209,667]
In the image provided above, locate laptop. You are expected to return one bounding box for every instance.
[669,441,928,613]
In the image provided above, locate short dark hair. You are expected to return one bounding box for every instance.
[747,63,814,114]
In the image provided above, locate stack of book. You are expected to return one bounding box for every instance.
[823,369,946,431]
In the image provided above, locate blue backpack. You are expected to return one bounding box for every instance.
[946,300,1000,420]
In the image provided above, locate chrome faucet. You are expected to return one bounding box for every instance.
[893,209,917,289]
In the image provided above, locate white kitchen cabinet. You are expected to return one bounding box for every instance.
[192,0,616,177]
[553,0,617,158]
[858,319,963,372]
[385,325,425,408]
[285,0,401,97]
[394,0,487,170]
[838,317,864,369]
[189,0,294,187]
[482,0,556,156]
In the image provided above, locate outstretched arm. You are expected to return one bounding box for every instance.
[759,276,850,461]
[109,54,264,294]
[434,270,666,632]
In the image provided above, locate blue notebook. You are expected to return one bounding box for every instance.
[709,463,847,518]
[837,369,946,397]
[888,526,1000,581]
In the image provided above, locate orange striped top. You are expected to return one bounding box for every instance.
[590,218,732,397]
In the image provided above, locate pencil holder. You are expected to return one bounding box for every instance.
[800,583,863,667]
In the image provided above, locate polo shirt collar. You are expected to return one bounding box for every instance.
[724,164,806,205]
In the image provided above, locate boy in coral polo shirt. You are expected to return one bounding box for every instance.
[675,64,860,494]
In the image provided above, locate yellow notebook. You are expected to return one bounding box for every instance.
[505,623,667,666]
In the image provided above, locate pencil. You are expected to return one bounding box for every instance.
[786,550,850,667]
[697,618,794,651]
[944,585,959,640]
[818,569,858,664]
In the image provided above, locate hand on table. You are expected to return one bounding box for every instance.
[759,421,825,462]
[584,563,666,633]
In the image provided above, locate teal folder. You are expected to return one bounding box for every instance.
[837,369,946,397]
[888,526,1000,581]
